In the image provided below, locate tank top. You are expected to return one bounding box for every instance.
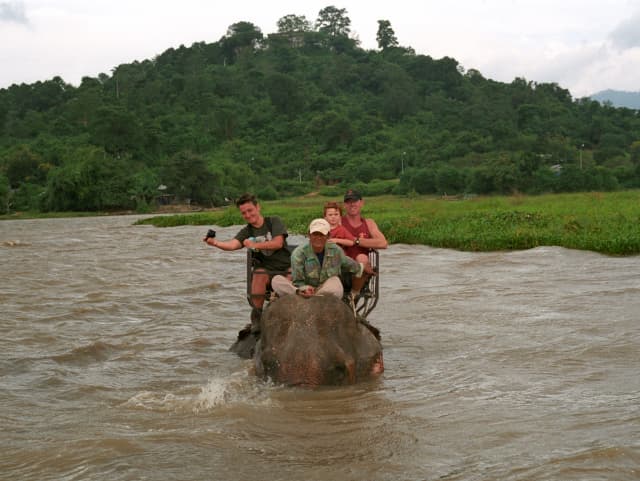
[341,216,371,259]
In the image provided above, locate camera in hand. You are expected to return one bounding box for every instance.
[205,229,216,239]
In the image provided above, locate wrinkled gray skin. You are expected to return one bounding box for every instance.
[246,295,384,387]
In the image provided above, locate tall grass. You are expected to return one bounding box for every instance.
[135,191,640,255]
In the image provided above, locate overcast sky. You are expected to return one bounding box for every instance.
[2,0,640,97]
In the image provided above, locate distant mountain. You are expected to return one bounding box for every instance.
[590,89,640,109]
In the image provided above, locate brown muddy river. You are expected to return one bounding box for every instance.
[1,215,639,480]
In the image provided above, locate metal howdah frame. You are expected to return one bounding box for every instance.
[246,247,380,319]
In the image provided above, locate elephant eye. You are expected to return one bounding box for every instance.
[330,364,348,383]
[262,358,279,374]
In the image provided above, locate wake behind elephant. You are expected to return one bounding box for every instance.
[253,294,384,387]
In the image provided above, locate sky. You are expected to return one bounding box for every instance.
[2,0,640,98]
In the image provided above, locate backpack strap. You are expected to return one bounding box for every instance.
[247,215,272,236]
[247,216,288,250]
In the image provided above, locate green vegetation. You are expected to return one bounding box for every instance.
[0,210,111,220]
[136,191,640,256]
[1,6,640,214]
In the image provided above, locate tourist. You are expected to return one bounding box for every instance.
[341,189,388,295]
[271,218,372,299]
[323,201,355,249]
[204,193,290,322]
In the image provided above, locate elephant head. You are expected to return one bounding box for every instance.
[254,295,384,387]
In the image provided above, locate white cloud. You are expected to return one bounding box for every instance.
[0,1,28,24]
[2,0,640,97]
[609,10,640,50]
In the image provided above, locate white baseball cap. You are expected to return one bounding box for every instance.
[309,218,330,235]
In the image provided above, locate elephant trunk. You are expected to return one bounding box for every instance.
[266,347,356,387]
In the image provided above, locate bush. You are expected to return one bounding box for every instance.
[272,179,315,197]
[257,185,278,200]
[0,175,10,214]
[11,182,47,211]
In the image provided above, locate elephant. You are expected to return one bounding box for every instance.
[230,294,384,387]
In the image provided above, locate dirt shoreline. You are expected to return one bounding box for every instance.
[1,204,223,220]
[145,204,221,214]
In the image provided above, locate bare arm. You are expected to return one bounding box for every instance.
[329,237,356,247]
[329,225,355,247]
[243,234,285,251]
[203,237,242,251]
[359,218,388,250]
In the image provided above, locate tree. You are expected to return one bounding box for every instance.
[309,110,353,150]
[277,14,312,33]
[45,146,133,211]
[375,64,419,121]
[29,76,71,112]
[273,14,312,49]
[5,145,45,187]
[90,105,142,157]
[436,165,467,194]
[630,140,640,166]
[69,76,103,128]
[403,167,437,194]
[211,97,243,140]
[160,151,219,205]
[265,72,305,117]
[128,167,160,211]
[316,6,351,37]
[221,21,263,63]
[376,20,398,50]
[595,132,628,165]
[0,174,10,213]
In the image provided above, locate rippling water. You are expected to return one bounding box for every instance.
[1,215,639,480]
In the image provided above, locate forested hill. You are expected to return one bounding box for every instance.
[1,7,640,213]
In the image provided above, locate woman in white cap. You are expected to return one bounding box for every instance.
[272,218,373,299]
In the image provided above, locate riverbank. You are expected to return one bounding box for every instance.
[134,191,640,256]
[3,192,638,255]
[0,203,215,220]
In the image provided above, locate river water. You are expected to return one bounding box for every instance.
[1,215,639,481]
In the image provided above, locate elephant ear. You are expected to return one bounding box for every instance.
[358,317,381,340]
[229,325,259,359]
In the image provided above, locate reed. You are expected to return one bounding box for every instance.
[135,191,640,255]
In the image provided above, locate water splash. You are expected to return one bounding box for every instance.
[121,370,277,414]
[192,371,277,413]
